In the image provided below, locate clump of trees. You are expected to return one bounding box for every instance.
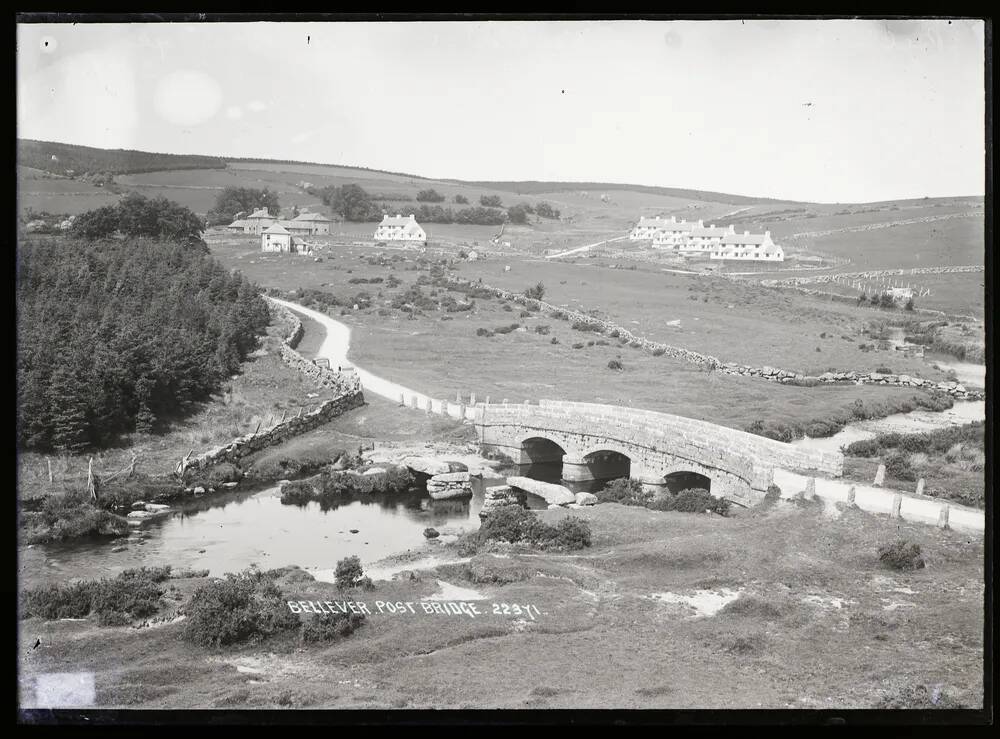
[480,194,503,208]
[206,186,281,226]
[524,282,546,300]
[70,193,206,246]
[17,236,270,451]
[453,194,469,204]
[416,188,445,202]
[317,183,507,224]
[858,291,913,311]
[535,201,560,219]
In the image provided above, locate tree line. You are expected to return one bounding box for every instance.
[69,193,208,247]
[17,235,270,452]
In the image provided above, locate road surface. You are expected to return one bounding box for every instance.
[545,235,628,259]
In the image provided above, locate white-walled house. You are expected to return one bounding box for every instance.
[710,230,784,261]
[261,223,303,253]
[630,215,690,241]
[680,224,733,253]
[374,214,426,244]
[228,208,278,235]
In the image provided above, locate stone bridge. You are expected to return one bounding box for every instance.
[473,400,843,507]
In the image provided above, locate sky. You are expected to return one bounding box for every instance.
[16,18,986,203]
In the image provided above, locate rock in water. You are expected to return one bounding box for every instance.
[423,528,440,539]
[402,456,453,477]
[575,492,599,506]
[506,476,576,506]
[426,471,473,500]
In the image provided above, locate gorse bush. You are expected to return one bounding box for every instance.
[877,540,925,571]
[21,488,130,544]
[334,556,365,590]
[183,567,300,647]
[476,507,591,551]
[596,478,651,506]
[21,566,170,625]
[301,611,366,644]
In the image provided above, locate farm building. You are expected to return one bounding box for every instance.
[229,208,333,236]
[710,231,784,261]
[630,215,693,241]
[289,210,333,235]
[261,223,304,253]
[374,214,426,244]
[226,208,279,235]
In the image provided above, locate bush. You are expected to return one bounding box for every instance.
[301,611,365,643]
[884,451,916,481]
[607,359,623,370]
[21,582,94,620]
[596,478,651,506]
[534,324,550,335]
[719,594,784,620]
[21,567,170,625]
[877,540,925,571]
[651,347,666,356]
[550,337,559,345]
[183,567,300,647]
[478,506,546,545]
[844,439,880,457]
[572,342,584,349]
[524,282,545,300]
[279,480,316,506]
[550,517,592,549]
[334,555,365,590]
[657,488,730,516]
[476,327,493,337]
[875,366,893,374]
[22,488,130,544]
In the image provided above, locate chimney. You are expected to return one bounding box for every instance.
[698,220,703,227]
[728,225,735,233]
[765,230,771,238]
[670,215,676,223]
[409,214,415,220]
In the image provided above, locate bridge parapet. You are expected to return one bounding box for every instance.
[534,400,843,476]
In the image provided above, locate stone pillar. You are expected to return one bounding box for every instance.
[915,478,925,496]
[803,477,816,500]
[937,504,950,529]
[410,395,418,410]
[560,455,595,483]
[458,403,466,419]
[439,399,447,416]
[470,392,477,406]
[425,400,431,415]
[890,492,902,519]
[399,392,406,406]
[846,486,856,506]
[873,464,886,487]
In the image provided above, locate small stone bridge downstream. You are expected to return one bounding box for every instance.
[474,400,843,507]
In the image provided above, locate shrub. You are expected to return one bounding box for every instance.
[476,327,493,337]
[21,582,94,620]
[607,359,623,370]
[596,478,650,506]
[524,283,546,300]
[719,594,784,620]
[550,337,559,345]
[279,480,315,506]
[183,567,300,647]
[572,342,584,349]
[301,611,365,643]
[884,451,916,481]
[651,347,666,356]
[844,439,880,457]
[659,488,729,515]
[875,366,893,374]
[877,540,925,571]
[534,325,550,335]
[571,321,602,333]
[478,506,546,545]
[90,569,167,625]
[22,488,130,544]
[334,556,365,590]
[550,517,592,549]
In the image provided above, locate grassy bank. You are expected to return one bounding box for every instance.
[19,500,983,709]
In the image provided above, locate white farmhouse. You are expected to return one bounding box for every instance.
[261,223,304,253]
[710,230,784,261]
[374,214,426,245]
[228,208,278,235]
[630,215,685,241]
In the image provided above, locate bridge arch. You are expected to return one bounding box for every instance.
[517,436,567,483]
[663,470,713,495]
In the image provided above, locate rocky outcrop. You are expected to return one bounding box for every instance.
[505,476,576,506]
[575,492,599,506]
[426,471,472,500]
[403,457,454,477]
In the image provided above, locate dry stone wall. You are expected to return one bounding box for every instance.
[178,302,364,476]
[474,282,983,400]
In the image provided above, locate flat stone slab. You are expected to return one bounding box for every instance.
[402,456,452,476]
[428,486,472,500]
[428,472,471,484]
[506,476,576,506]
[144,503,171,512]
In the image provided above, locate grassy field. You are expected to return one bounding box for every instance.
[17,307,341,500]
[18,501,984,709]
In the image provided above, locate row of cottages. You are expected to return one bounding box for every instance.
[373,214,427,245]
[227,208,333,237]
[629,215,784,261]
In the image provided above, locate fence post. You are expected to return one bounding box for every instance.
[846,486,856,506]
[399,393,405,406]
[915,478,925,496]
[873,464,886,487]
[890,492,902,519]
[937,504,950,529]
[47,458,53,483]
[804,477,816,500]
[470,392,477,406]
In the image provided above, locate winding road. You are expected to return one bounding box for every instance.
[268,297,984,534]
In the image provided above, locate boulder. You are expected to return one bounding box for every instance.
[222,482,239,489]
[426,471,473,500]
[144,503,171,512]
[505,476,576,506]
[403,456,452,477]
[423,527,440,539]
[446,461,469,473]
[575,492,599,506]
[131,501,148,510]
[193,486,206,495]
[362,467,387,476]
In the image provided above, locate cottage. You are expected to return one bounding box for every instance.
[261,223,304,253]
[374,214,426,244]
[289,210,333,235]
[710,230,784,261]
[228,208,278,235]
[630,215,692,242]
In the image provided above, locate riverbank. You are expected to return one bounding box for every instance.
[19,500,984,709]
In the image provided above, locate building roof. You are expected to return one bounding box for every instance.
[293,211,332,222]
[263,223,290,235]
[227,219,249,228]
[636,216,678,227]
[247,208,275,219]
[690,226,730,238]
[721,232,769,245]
[380,214,420,226]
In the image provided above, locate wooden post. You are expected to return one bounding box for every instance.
[846,486,856,505]
[470,392,477,406]
[915,478,925,496]
[937,504,950,529]
[890,493,902,519]
[47,459,53,483]
[87,457,96,503]
[456,391,462,403]
[873,464,886,487]
[804,477,816,500]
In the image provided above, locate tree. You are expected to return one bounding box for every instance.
[453,194,469,204]
[904,297,915,311]
[329,184,378,222]
[480,194,503,208]
[524,282,545,300]
[536,201,560,219]
[206,187,280,226]
[69,194,205,246]
[416,188,445,203]
[507,203,530,225]
[334,556,364,589]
